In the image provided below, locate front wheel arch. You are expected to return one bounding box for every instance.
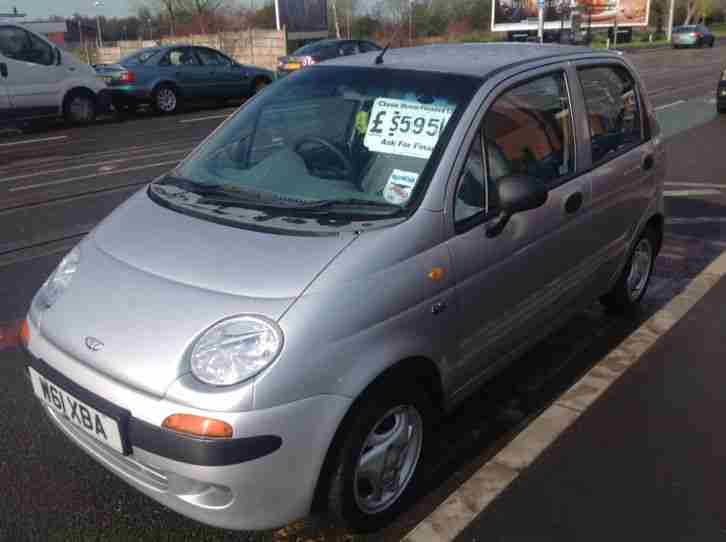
[311,357,443,517]
[62,87,97,124]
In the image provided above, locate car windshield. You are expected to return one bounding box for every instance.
[674,26,697,33]
[156,66,479,229]
[122,48,161,64]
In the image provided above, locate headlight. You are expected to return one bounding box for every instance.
[190,316,283,386]
[37,246,81,309]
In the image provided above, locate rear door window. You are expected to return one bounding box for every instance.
[578,65,643,165]
[196,48,231,67]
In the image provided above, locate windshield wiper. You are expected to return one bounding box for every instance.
[154,176,289,207]
[292,198,402,214]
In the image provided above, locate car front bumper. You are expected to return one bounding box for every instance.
[23,317,352,531]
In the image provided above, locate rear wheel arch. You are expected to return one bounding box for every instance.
[645,213,664,255]
[311,356,444,514]
[152,80,181,97]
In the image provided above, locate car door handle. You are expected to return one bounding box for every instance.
[0,63,7,78]
[431,300,447,315]
[642,154,654,171]
[564,192,583,215]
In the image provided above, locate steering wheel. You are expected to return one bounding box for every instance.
[294,136,354,181]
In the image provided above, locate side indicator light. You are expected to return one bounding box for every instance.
[162,414,233,439]
[428,267,446,281]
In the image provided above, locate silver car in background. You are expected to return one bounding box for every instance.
[22,43,665,532]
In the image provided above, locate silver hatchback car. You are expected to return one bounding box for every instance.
[22,43,664,532]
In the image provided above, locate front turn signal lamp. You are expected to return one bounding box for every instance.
[162,414,233,439]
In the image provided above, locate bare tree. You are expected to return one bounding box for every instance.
[331,0,342,37]
[155,0,181,35]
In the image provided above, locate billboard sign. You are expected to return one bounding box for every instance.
[275,0,329,37]
[491,0,650,31]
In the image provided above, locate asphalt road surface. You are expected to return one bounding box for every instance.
[1,44,725,542]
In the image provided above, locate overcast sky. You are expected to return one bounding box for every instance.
[1,0,133,18]
[1,0,287,18]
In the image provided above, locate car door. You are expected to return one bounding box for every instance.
[196,47,247,99]
[571,61,656,290]
[446,66,602,396]
[159,47,208,98]
[0,25,63,116]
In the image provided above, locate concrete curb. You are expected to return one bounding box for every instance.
[402,246,726,542]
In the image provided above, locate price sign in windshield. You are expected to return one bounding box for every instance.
[364,98,455,160]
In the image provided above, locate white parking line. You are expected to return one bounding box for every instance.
[403,247,726,542]
[665,182,725,188]
[0,148,192,184]
[0,135,68,148]
[179,114,231,124]
[654,100,685,111]
[664,189,722,197]
[667,216,726,224]
[9,160,180,192]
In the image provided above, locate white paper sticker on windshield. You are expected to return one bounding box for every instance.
[383,169,419,205]
[364,98,455,159]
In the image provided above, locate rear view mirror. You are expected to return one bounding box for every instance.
[486,175,548,237]
[56,48,62,66]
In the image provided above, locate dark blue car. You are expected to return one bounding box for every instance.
[95,45,274,114]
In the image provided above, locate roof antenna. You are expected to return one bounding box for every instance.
[374,43,390,65]
[375,23,403,65]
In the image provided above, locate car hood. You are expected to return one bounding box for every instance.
[38,189,356,397]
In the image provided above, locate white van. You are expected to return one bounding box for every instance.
[0,23,110,126]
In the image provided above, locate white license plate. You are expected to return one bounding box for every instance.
[97,75,112,84]
[29,367,125,454]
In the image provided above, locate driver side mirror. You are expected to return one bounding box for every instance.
[486,174,548,238]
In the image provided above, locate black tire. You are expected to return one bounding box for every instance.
[718,104,726,114]
[710,38,715,47]
[326,379,432,532]
[153,84,179,114]
[601,226,658,314]
[63,90,97,125]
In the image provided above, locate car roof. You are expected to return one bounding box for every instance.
[324,42,618,78]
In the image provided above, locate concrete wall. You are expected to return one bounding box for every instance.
[96,30,287,71]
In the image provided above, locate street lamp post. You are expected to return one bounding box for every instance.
[94,1,104,48]
[666,0,676,41]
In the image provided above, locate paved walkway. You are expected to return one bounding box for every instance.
[454,274,726,541]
